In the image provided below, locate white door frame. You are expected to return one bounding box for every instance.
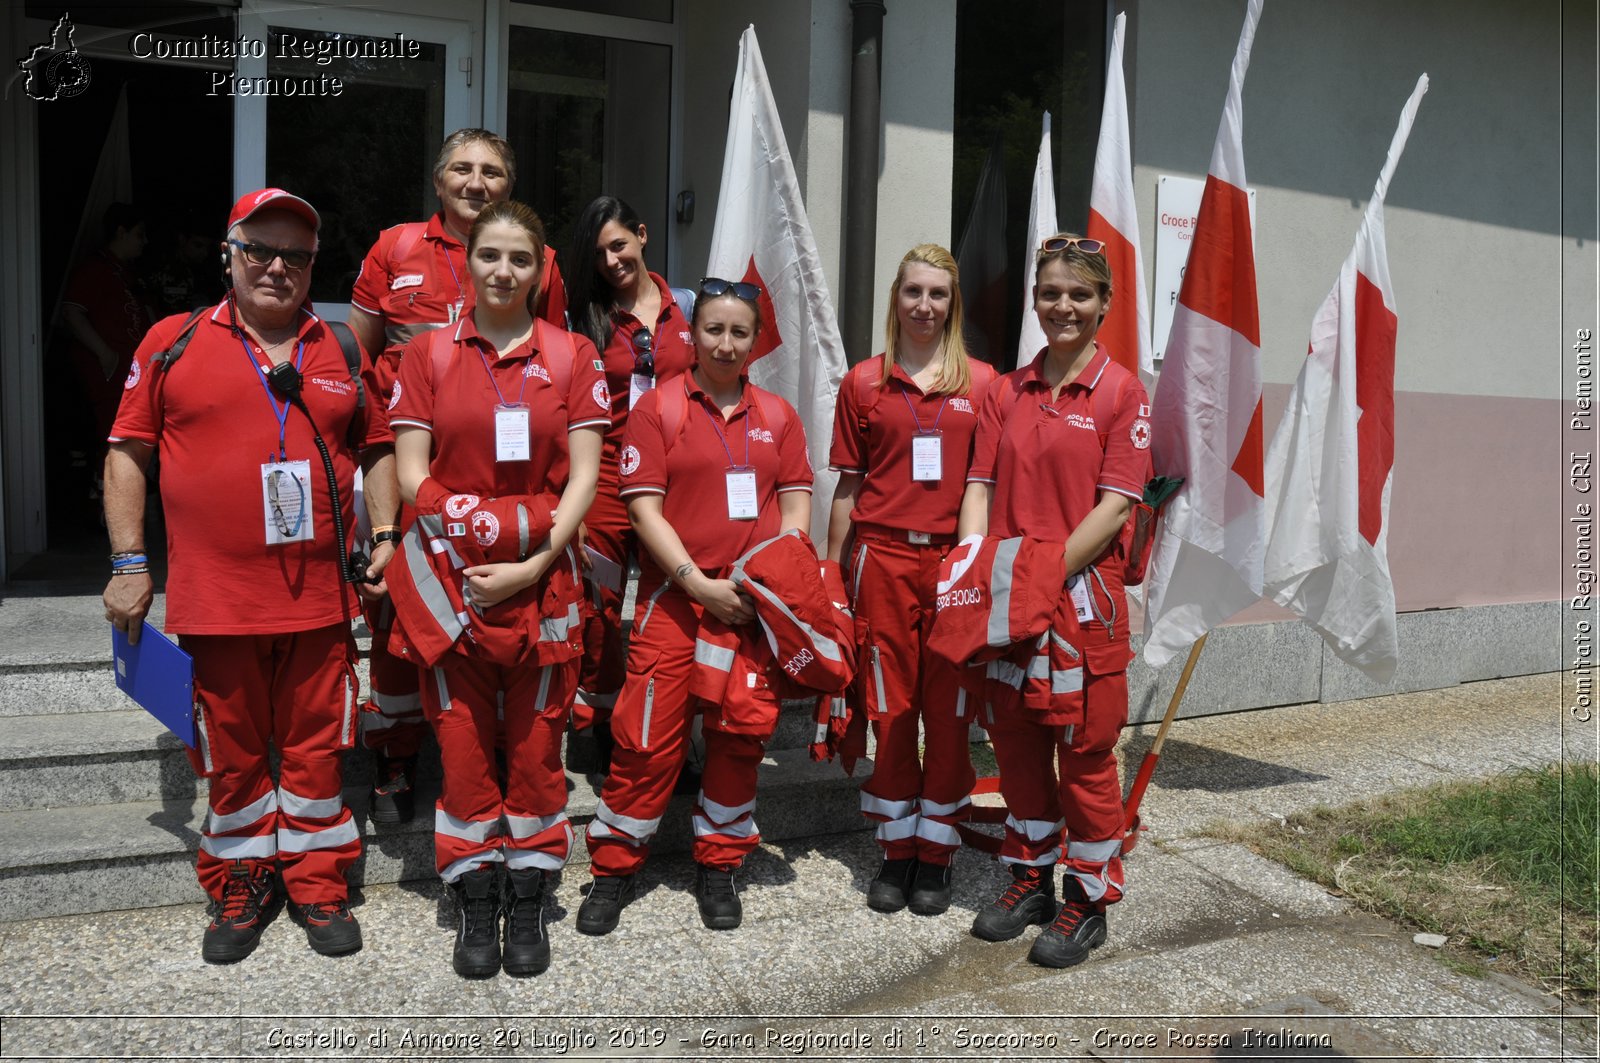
[233,1,478,321]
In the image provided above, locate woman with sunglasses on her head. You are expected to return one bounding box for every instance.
[825,244,997,917]
[957,234,1151,969]
[578,278,813,935]
[563,196,697,774]
[390,201,608,978]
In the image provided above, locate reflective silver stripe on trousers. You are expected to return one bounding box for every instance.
[199,833,277,860]
[441,850,504,883]
[435,809,502,844]
[1005,814,1064,841]
[698,792,756,824]
[914,819,962,846]
[1066,838,1122,862]
[506,811,569,839]
[207,789,279,834]
[692,813,758,839]
[278,817,360,853]
[592,797,662,840]
[278,786,343,820]
[859,792,916,819]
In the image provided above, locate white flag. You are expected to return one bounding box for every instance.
[1017,112,1056,364]
[1142,0,1267,670]
[1264,75,1429,684]
[706,26,848,545]
[1086,13,1154,388]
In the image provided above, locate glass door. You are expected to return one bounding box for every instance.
[233,2,474,317]
[503,10,675,286]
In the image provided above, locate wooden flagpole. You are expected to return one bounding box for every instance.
[1121,631,1208,853]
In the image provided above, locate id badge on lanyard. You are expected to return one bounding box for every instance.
[262,460,314,545]
[495,403,531,462]
[447,298,464,325]
[725,466,759,520]
[1067,573,1093,622]
[629,372,654,410]
[911,430,943,482]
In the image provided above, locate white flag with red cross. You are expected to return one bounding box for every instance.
[1264,75,1429,684]
[1141,0,1267,670]
[1086,12,1154,387]
[706,25,848,543]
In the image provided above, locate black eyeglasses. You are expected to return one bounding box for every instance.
[631,327,654,377]
[1037,235,1105,258]
[229,238,315,272]
[698,277,761,302]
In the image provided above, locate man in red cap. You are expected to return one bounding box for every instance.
[103,188,398,963]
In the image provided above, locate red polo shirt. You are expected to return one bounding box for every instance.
[619,372,813,578]
[597,271,696,459]
[390,316,609,498]
[967,344,1151,543]
[351,212,569,380]
[829,354,996,535]
[110,301,392,635]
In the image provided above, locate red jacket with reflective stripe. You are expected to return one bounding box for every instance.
[387,477,582,668]
[927,534,1068,667]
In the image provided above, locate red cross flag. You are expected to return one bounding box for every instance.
[1018,112,1057,364]
[706,25,849,542]
[1142,0,1267,670]
[1085,12,1154,387]
[1263,75,1429,683]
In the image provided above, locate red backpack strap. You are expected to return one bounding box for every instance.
[1091,368,1127,451]
[659,372,691,454]
[854,360,882,435]
[390,221,427,269]
[750,386,789,439]
[534,318,577,397]
[428,324,455,386]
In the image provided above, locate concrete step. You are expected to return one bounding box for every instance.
[0,693,830,812]
[0,746,871,921]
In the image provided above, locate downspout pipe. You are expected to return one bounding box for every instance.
[843,0,885,366]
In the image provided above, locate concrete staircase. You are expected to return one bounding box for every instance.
[0,593,869,922]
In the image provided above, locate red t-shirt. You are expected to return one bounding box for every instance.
[619,372,813,578]
[829,354,996,535]
[63,250,151,365]
[390,315,609,498]
[351,212,568,395]
[595,271,696,463]
[967,343,1151,543]
[110,302,392,635]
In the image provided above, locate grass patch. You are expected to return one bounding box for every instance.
[1218,763,1598,1003]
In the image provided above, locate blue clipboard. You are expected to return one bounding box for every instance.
[112,623,197,749]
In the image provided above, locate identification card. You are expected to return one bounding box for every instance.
[629,372,654,410]
[725,467,759,520]
[261,460,314,546]
[911,431,943,482]
[495,403,531,462]
[448,298,464,325]
[1067,573,1093,622]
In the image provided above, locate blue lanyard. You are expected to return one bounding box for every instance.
[898,380,949,433]
[477,343,531,407]
[698,381,753,469]
[238,332,306,462]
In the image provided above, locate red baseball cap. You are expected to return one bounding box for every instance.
[226,188,320,233]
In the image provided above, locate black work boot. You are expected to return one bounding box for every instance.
[1028,878,1108,968]
[576,874,636,936]
[970,864,1055,941]
[565,720,613,776]
[451,867,502,978]
[867,857,917,913]
[202,862,280,964]
[907,860,954,916]
[502,868,550,976]
[368,753,417,825]
[293,899,363,956]
[694,863,742,930]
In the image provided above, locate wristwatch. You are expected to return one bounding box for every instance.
[371,529,402,548]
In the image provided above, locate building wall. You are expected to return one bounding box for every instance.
[1129,0,1596,610]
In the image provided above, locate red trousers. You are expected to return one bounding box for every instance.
[574,474,629,729]
[182,624,360,903]
[420,652,576,882]
[986,668,1128,904]
[359,597,425,759]
[585,584,771,876]
[849,533,976,865]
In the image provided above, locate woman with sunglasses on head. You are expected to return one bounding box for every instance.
[563,196,697,774]
[579,278,812,935]
[957,234,1151,968]
[825,244,996,917]
[390,201,608,979]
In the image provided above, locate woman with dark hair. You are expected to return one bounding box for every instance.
[578,278,812,935]
[826,243,996,918]
[391,200,607,979]
[563,196,696,772]
[957,233,1151,968]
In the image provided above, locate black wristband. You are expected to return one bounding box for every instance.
[371,529,402,547]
